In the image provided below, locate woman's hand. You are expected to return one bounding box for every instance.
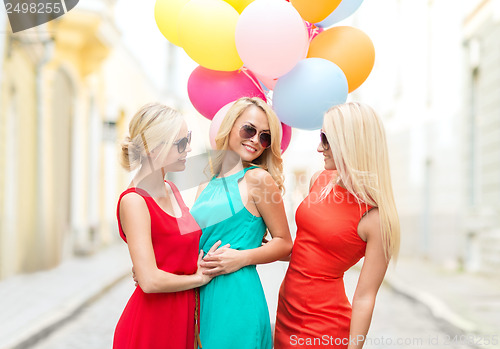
[200,246,248,277]
[195,250,213,286]
[131,240,229,287]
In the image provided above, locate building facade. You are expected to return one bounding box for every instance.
[0,1,164,280]
[462,0,500,274]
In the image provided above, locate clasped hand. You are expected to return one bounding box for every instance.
[131,240,245,287]
[200,244,246,277]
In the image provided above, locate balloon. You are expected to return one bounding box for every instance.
[290,0,342,23]
[223,0,254,13]
[154,0,189,47]
[188,66,266,120]
[254,72,278,90]
[209,102,236,149]
[273,58,348,130]
[308,26,374,92]
[280,122,292,153]
[235,0,309,79]
[179,0,243,71]
[316,0,364,28]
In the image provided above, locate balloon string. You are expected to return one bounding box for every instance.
[309,27,320,43]
[239,67,269,101]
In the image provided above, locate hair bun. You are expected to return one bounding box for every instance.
[120,136,142,170]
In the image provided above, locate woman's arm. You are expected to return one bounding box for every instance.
[201,169,292,275]
[348,208,388,349]
[120,192,216,293]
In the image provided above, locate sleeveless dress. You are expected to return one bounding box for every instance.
[274,170,372,349]
[190,166,273,349]
[113,181,202,349]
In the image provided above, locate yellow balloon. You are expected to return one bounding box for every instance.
[179,0,243,71]
[154,0,189,47]
[223,0,254,14]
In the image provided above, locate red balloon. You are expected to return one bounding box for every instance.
[188,66,267,120]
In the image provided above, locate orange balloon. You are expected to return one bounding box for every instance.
[290,0,342,24]
[308,26,375,92]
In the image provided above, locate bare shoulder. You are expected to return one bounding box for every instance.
[358,207,381,242]
[119,191,148,214]
[245,167,276,189]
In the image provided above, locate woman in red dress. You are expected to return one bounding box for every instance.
[113,103,219,349]
[274,102,400,349]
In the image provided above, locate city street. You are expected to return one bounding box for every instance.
[31,264,479,349]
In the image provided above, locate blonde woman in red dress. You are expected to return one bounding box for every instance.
[274,102,400,349]
[113,103,221,349]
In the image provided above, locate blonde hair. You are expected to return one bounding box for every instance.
[322,102,400,260]
[212,97,284,192]
[120,102,183,171]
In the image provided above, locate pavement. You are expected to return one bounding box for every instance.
[0,243,499,349]
[384,257,500,338]
[0,244,131,349]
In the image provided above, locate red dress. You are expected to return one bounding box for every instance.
[274,171,372,349]
[113,181,202,349]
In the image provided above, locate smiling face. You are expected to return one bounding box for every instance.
[227,105,270,163]
[317,130,336,171]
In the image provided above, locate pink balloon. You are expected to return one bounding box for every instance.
[235,0,309,79]
[280,122,292,153]
[188,66,266,120]
[305,21,324,41]
[254,72,278,90]
[209,101,236,149]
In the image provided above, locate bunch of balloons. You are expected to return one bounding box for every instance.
[155,0,373,152]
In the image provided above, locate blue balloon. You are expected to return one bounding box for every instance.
[316,0,364,28]
[273,58,348,130]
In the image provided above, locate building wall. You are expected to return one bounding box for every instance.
[0,39,39,277]
[0,3,164,280]
[463,0,500,274]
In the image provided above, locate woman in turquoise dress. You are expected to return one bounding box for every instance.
[191,97,293,349]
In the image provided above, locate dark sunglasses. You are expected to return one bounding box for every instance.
[240,124,271,149]
[173,131,192,153]
[320,131,330,151]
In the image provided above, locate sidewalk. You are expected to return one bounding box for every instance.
[384,257,500,338]
[0,243,130,349]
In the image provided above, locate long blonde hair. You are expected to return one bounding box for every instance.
[120,102,183,171]
[212,97,284,192]
[322,102,400,260]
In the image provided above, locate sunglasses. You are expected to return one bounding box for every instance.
[240,124,271,149]
[173,131,192,153]
[320,131,330,151]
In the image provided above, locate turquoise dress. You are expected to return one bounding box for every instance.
[191,166,272,349]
